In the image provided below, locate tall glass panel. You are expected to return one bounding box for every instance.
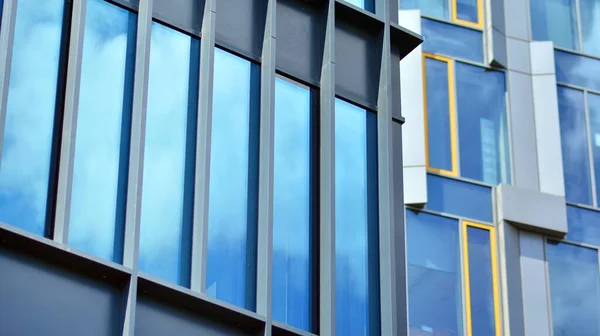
[272,78,312,331]
[139,23,197,286]
[456,0,478,23]
[206,48,258,310]
[424,58,453,172]
[557,86,592,205]
[335,99,379,336]
[466,226,496,336]
[456,63,510,185]
[0,0,65,235]
[421,18,484,64]
[530,0,578,50]
[580,0,600,56]
[547,241,600,336]
[407,210,462,336]
[68,0,136,263]
[590,93,600,205]
[400,0,449,20]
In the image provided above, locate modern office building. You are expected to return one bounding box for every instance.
[0,0,423,335]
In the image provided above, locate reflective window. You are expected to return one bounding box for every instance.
[401,0,449,20]
[456,63,510,186]
[557,86,592,205]
[421,18,484,64]
[425,174,493,223]
[555,50,600,92]
[407,210,463,336]
[530,0,578,51]
[342,0,374,12]
[139,22,198,286]
[547,241,600,336]
[0,0,65,235]
[580,0,600,56]
[206,48,258,310]
[335,99,379,336]
[566,205,600,247]
[465,225,499,336]
[68,0,136,263]
[272,77,313,331]
[455,0,479,24]
[424,56,455,174]
[590,93,600,205]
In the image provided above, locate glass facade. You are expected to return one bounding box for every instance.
[421,18,484,63]
[0,0,65,236]
[68,0,136,263]
[335,98,379,336]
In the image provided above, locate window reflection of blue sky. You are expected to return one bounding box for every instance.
[68,0,135,262]
[0,0,64,235]
[401,0,449,20]
[206,48,254,308]
[421,18,483,63]
[272,77,311,330]
[139,22,193,285]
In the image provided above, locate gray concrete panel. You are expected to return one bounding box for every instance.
[498,221,525,336]
[402,166,427,205]
[507,70,539,191]
[153,0,204,36]
[530,41,556,75]
[519,232,552,336]
[507,37,532,73]
[497,183,567,237]
[504,0,531,40]
[215,0,268,61]
[487,27,507,68]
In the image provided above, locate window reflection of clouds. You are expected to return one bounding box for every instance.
[547,242,600,336]
[400,0,449,20]
[335,98,378,336]
[272,77,311,330]
[0,0,64,235]
[421,18,483,64]
[68,0,135,263]
[580,0,600,56]
[424,58,452,172]
[565,205,600,247]
[557,86,592,205]
[555,50,600,92]
[588,93,600,204]
[206,48,255,309]
[139,22,194,286]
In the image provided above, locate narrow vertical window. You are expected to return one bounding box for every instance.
[463,222,501,336]
[530,0,579,51]
[68,0,136,263]
[547,241,600,335]
[272,77,313,330]
[139,22,198,286]
[557,86,592,205]
[590,93,600,205]
[453,0,481,27]
[423,54,457,176]
[407,210,463,336]
[455,63,510,185]
[206,48,259,310]
[334,98,379,335]
[0,0,65,235]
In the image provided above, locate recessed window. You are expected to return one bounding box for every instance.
[401,0,483,29]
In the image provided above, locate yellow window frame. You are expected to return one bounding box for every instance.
[462,220,502,336]
[452,0,484,29]
[422,53,459,177]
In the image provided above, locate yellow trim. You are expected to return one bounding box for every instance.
[462,220,502,336]
[452,0,485,29]
[422,53,459,177]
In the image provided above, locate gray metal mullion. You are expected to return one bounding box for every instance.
[575,0,583,52]
[190,0,216,294]
[52,0,87,244]
[122,0,153,334]
[256,0,276,332]
[0,0,17,173]
[320,1,336,334]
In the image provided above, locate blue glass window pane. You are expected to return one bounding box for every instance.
[555,50,600,92]
[456,0,478,23]
[466,226,496,336]
[456,62,510,185]
[68,0,135,263]
[547,241,600,336]
[407,210,462,336]
[272,78,312,331]
[400,0,449,20]
[566,205,600,247]
[139,22,197,286]
[335,99,379,336]
[0,0,65,235]
[424,58,452,172]
[589,93,600,205]
[581,0,600,56]
[342,0,374,12]
[530,0,578,50]
[425,174,493,223]
[207,48,258,310]
[421,18,484,63]
[557,86,592,205]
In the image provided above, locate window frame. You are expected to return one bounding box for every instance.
[451,0,484,29]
